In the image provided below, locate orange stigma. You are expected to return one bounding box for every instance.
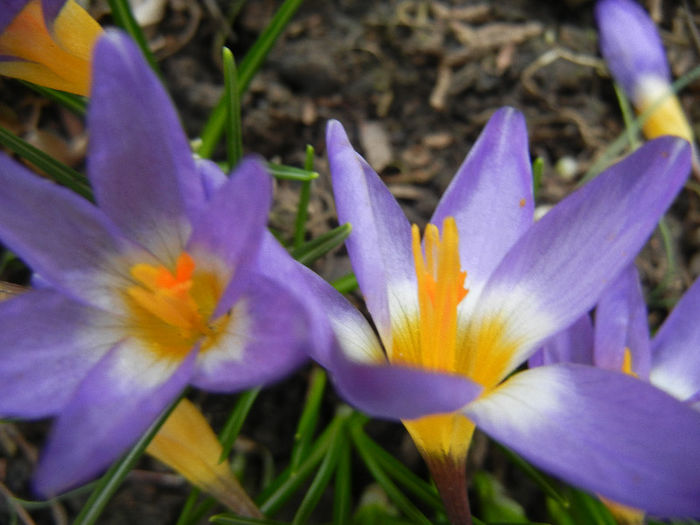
[403,216,468,372]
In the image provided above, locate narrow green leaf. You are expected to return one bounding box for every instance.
[267,162,319,182]
[331,273,358,294]
[291,419,346,524]
[218,388,261,463]
[333,438,352,525]
[289,367,327,470]
[256,407,355,516]
[497,444,569,508]
[222,47,243,170]
[174,488,201,525]
[0,126,92,200]
[197,0,306,158]
[292,145,315,249]
[472,471,528,523]
[349,422,433,525]
[547,488,616,525]
[20,82,87,115]
[72,394,183,525]
[531,157,543,200]
[291,223,352,265]
[107,0,160,76]
[211,515,289,525]
[354,429,443,511]
[614,83,641,151]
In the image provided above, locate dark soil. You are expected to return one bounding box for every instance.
[1,0,699,523]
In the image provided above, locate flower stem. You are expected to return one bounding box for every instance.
[424,454,472,525]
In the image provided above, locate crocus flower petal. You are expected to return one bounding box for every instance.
[330,351,483,420]
[595,0,670,99]
[88,31,204,264]
[0,0,101,95]
[187,157,270,287]
[473,136,689,375]
[0,0,32,34]
[0,289,114,418]
[529,314,594,368]
[33,342,196,497]
[0,153,143,311]
[465,364,700,517]
[191,274,308,392]
[594,265,651,378]
[431,107,533,301]
[196,158,227,200]
[650,276,700,401]
[327,119,415,346]
[146,399,261,517]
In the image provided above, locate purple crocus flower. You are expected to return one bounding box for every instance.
[595,0,694,143]
[0,31,311,497]
[534,265,700,520]
[284,110,700,520]
[537,264,700,408]
[0,0,102,95]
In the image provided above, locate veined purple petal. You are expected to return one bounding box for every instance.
[330,350,482,420]
[0,153,142,311]
[473,137,689,376]
[432,107,533,301]
[595,0,670,100]
[594,265,651,378]
[33,342,195,497]
[651,276,700,401]
[0,0,30,34]
[0,289,114,418]
[466,364,700,517]
[529,314,594,368]
[187,157,271,301]
[88,31,204,265]
[327,120,415,348]
[191,274,308,392]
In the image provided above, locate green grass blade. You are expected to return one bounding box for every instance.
[532,157,543,200]
[197,0,306,158]
[614,83,641,151]
[211,516,289,525]
[266,162,319,181]
[20,82,87,114]
[174,488,201,525]
[107,0,160,76]
[333,437,352,525]
[257,407,355,516]
[72,394,183,525]
[289,367,327,471]
[331,273,358,294]
[292,145,315,249]
[497,444,568,508]
[349,422,433,525]
[222,47,243,170]
[291,223,352,265]
[0,125,92,200]
[291,419,346,524]
[354,428,443,511]
[218,388,261,463]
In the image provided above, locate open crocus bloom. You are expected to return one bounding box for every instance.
[0,0,102,95]
[307,111,700,518]
[595,0,693,144]
[533,265,700,521]
[0,31,310,497]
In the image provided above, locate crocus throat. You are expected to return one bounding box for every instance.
[126,252,229,359]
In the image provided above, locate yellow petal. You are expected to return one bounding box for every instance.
[147,399,261,517]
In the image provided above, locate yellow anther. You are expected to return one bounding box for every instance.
[621,347,638,378]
